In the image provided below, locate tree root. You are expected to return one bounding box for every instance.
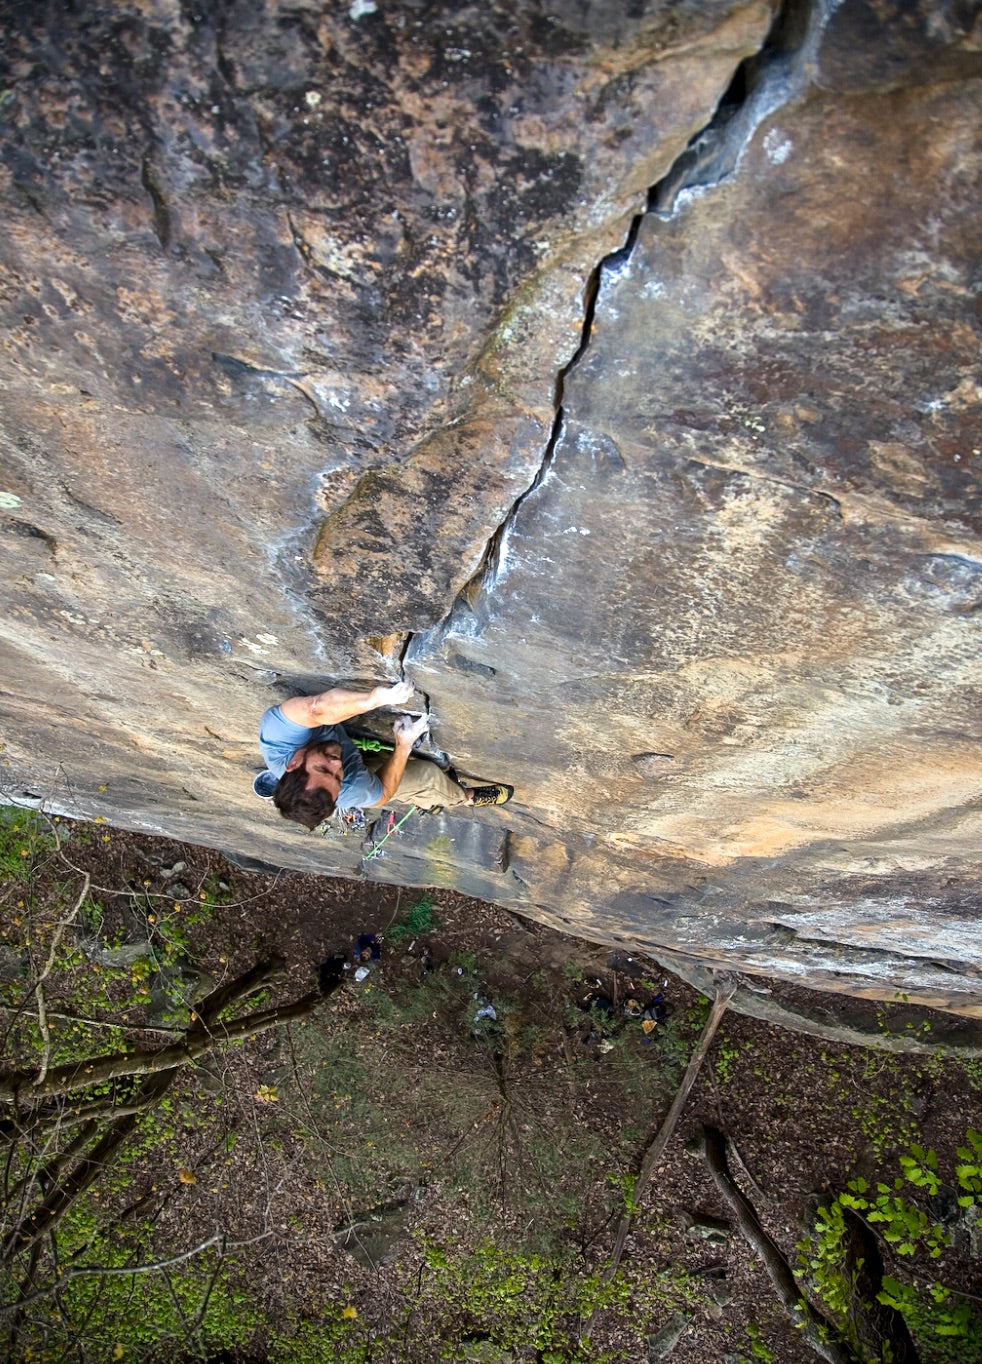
[696,1124,863,1364]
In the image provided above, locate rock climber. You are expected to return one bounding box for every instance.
[257,680,513,830]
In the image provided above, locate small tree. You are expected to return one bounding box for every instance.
[0,807,344,1359]
[797,1133,982,1363]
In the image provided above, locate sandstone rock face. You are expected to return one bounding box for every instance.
[1,0,980,1029]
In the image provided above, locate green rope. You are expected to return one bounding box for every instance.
[364,805,417,861]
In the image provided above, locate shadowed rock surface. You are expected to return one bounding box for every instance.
[1,0,980,1032]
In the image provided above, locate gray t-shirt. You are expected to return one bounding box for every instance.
[258,706,383,811]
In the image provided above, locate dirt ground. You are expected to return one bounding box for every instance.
[3,815,982,1363]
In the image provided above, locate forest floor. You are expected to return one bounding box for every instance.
[1,809,981,1364]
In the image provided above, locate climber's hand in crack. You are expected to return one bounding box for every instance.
[369,712,429,806]
[376,680,415,708]
[393,712,429,748]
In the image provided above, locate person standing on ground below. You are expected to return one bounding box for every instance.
[258,680,513,831]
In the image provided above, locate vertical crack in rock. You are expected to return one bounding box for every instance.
[652,0,831,215]
[140,154,171,252]
[404,0,834,673]
[211,4,238,90]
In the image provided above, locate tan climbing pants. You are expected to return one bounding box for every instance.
[364,753,470,811]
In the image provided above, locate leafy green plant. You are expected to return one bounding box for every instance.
[898,1141,942,1198]
[606,1170,639,1217]
[267,1310,373,1363]
[389,894,438,941]
[745,1320,777,1362]
[0,806,57,878]
[955,1128,982,1206]
[417,1236,707,1362]
[9,1245,264,1360]
[839,1173,945,1258]
[960,1056,982,1096]
[656,998,710,1071]
[715,1037,742,1085]
[798,1132,982,1359]
[421,1239,628,1362]
[878,1277,982,1362]
[850,1086,919,1163]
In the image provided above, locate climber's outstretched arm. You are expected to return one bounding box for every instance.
[280,681,414,729]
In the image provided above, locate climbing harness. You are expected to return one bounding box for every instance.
[350,731,423,856]
[319,728,428,848]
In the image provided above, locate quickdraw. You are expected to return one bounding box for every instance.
[364,804,418,861]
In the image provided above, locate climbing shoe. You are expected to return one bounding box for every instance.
[469,784,514,807]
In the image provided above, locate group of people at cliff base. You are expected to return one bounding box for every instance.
[256,680,512,831]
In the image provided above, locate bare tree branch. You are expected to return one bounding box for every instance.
[607,974,736,1274]
[0,1229,273,1317]
[1,988,328,1107]
[34,873,91,1087]
[187,957,287,1035]
[1,1073,178,1263]
[637,977,736,1192]
[0,958,297,1104]
[0,1002,184,1037]
[2,1120,100,1220]
[3,1233,42,1358]
[2,962,345,1262]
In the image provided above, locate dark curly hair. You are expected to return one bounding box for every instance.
[272,767,337,831]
